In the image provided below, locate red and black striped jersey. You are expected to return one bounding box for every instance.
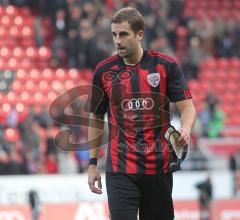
[90,49,192,174]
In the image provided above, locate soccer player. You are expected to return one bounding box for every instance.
[88,7,196,220]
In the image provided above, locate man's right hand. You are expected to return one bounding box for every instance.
[87,165,102,194]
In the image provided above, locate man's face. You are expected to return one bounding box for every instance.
[111,21,141,58]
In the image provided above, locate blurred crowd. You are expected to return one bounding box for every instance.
[40,0,240,79]
[0,100,98,175]
[4,0,240,77]
[1,0,239,174]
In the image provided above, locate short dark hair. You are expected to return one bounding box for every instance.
[111,7,144,33]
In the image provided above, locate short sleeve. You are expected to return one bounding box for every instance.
[167,63,192,102]
[90,68,108,115]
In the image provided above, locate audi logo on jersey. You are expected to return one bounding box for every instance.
[121,98,154,111]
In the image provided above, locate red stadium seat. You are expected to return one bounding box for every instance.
[185,1,195,10]
[0,106,8,124]
[200,58,216,71]
[221,93,235,104]
[6,91,17,105]
[215,70,227,81]
[230,117,240,126]
[13,47,25,60]
[207,10,217,20]
[20,38,36,47]
[199,81,210,91]
[55,68,68,81]
[198,0,207,9]
[19,91,30,103]
[20,59,33,70]
[25,80,36,93]
[68,68,79,80]
[0,26,7,38]
[208,1,218,9]
[64,80,75,90]
[217,58,229,70]
[82,69,93,81]
[26,47,38,60]
[51,80,64,92]
[228,71,239,81]
[0,15,12,28]
[225,81,237,92]
[47,91,58,102]
[4,127,20,142]
[38,47,52,61]
[23,16,34,26]
[38,80,50,94]
[21,25,34,38]
[220,104,232,115]
[221,0,232,10]
[7,58,19,70]
[0,58,7,70]
[0,6,4,16]
[5,5,18,18]
[229,57,240,70]
[0,93,4,103]
[29,69,41,82]
[2,102,11,114]
[16,69,28,82]
[19,7,31,16]
[199,71,214,81]
[33,92,45,106]
[188,80,199,91]
[233,0,240,9]
[0,46,11,60]
[212,81,225,93]
[14,15,23,27]
[42,68,54,82]
[235,93,240,102]
[11,80,22,93]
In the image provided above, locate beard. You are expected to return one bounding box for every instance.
[117,45,136,58]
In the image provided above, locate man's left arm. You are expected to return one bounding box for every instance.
[175,99,196,146]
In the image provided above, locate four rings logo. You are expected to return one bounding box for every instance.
[121,98,154,111]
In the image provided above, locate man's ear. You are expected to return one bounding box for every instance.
[136,31,144,41]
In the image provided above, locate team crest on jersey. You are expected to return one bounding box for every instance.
[147,73,160,87]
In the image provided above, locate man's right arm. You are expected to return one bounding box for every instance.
[87,113,105,194]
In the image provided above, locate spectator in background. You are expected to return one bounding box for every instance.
[229,151,240,195]
[54,9,67,37]
[199,92,224,138]
[34,16,44,47]
[217,31,233,57]
[229,152,240,171]
[6,106,19,128]
[28,190,42,220]
[66,28,79,68]
[77,19,104,69]
[67,3,81,31]
[45,153,58,173]
[206,103,224,138]
[196,176,212,220]
[182,37,209,79]
[198,103,211,136]
[0,149,8,174]
[150,35,175,57]
[51,35,66,68]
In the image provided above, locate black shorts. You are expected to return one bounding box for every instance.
[106,172,174,220]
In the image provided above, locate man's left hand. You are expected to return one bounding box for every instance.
[177,127,191,147]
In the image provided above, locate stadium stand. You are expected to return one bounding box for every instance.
[0,0,240,174]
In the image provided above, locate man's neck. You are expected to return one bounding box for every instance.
[124,47,143,65]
